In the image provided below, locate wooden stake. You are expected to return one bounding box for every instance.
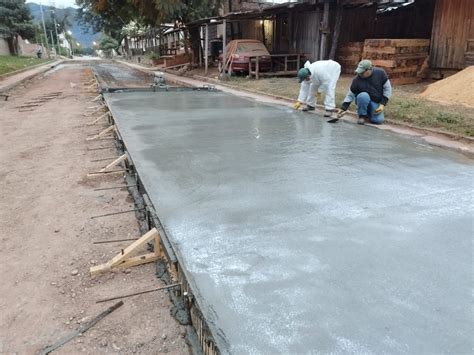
[90,228,162,276]
[86,125,115,141]
[90,94,102,103]
[84,105,105,117]
[99,154,127,172]
[88,112,110,125]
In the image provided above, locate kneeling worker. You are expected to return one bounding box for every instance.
[338,59,392,124]
[293,60,341,116]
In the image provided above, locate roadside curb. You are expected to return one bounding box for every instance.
[0,59,54,79]
[116,59,474,158]
[0,60,63,94]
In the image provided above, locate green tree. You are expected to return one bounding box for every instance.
[77,0,221,59]
[0,0,37,55]
[99,35,119,57]
[76,0,138,42]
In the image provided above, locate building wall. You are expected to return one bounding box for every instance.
[274,10,321,60]
[0,37,10,55]
[430,0,474,69]
[338,0,435,44]
[0,35,43,56]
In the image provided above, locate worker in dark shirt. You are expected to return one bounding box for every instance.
[338,60,392,125]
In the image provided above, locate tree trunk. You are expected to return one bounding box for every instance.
[188,26,200,63]
[7,37,15,55]
[124,37,130,56]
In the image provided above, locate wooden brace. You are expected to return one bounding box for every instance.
[90,228,162,276]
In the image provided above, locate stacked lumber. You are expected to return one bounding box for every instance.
[337,42,364,74]
[363,39,430,85]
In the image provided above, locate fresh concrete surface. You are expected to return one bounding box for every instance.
[104,90,473,354]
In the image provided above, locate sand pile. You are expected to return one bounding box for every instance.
[420,66,474,107]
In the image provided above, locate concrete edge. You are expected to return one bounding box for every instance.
[99,82,219,354]
[0,60,63,94]
[115,59,474,159]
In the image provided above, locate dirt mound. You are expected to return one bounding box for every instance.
[420,66,474,107]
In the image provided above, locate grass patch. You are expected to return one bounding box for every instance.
[227,75,474,138]
[0,55,51,75]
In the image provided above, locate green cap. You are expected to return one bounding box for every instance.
[297,68,311,83]
[355,59,373,74]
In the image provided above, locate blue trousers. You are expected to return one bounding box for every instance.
[356,92,384,124]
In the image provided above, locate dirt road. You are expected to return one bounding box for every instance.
[0,64,189,354]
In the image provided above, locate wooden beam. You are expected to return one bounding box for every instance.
[90,228,162,276]
[88,112,110,125]
[329,0,343,60]
[109,228,158,266]
[319,0,330,60]
[86,125,115,141]
[204,24,209,75]
[222,19,227,72]
[84,105,105,117]
[90,94,102,103]
[99,154,128,173]
[111,253,159,269]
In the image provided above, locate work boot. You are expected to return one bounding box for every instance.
[324,109,334,117]
[302,105,315,112]
[357,115,367,125]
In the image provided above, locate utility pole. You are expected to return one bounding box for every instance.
[49,30,55,55]
[67,31,74,57]
[39,2,50,57]
[51,9,60,57]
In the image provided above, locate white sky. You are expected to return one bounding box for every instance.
[27,0,78,9]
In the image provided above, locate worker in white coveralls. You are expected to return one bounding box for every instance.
[293,59,341,117]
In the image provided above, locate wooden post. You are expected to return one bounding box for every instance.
[222,19,227,72]
[320,0,330,60]
[329,0,343,60]
[256,56,259,80]
[198,26,202,67]
[284,55,288,72]
[297,54,301,69]
[288,11,293,53]
[205,24,209,75]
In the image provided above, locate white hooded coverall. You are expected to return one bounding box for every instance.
[297,59,341,110]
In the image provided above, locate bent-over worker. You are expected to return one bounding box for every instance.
[293,60,341,116]
[338,59,392,125]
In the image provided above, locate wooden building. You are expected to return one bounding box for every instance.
[338,0,473,71]
[186,0,472,75]
[430,0,474,70]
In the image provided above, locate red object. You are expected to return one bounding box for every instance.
[218,39,272,73]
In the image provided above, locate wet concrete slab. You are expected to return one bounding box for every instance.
[92,62,153,88]
[104,90,473,354]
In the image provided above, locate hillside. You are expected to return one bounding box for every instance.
[27,2,100,48]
